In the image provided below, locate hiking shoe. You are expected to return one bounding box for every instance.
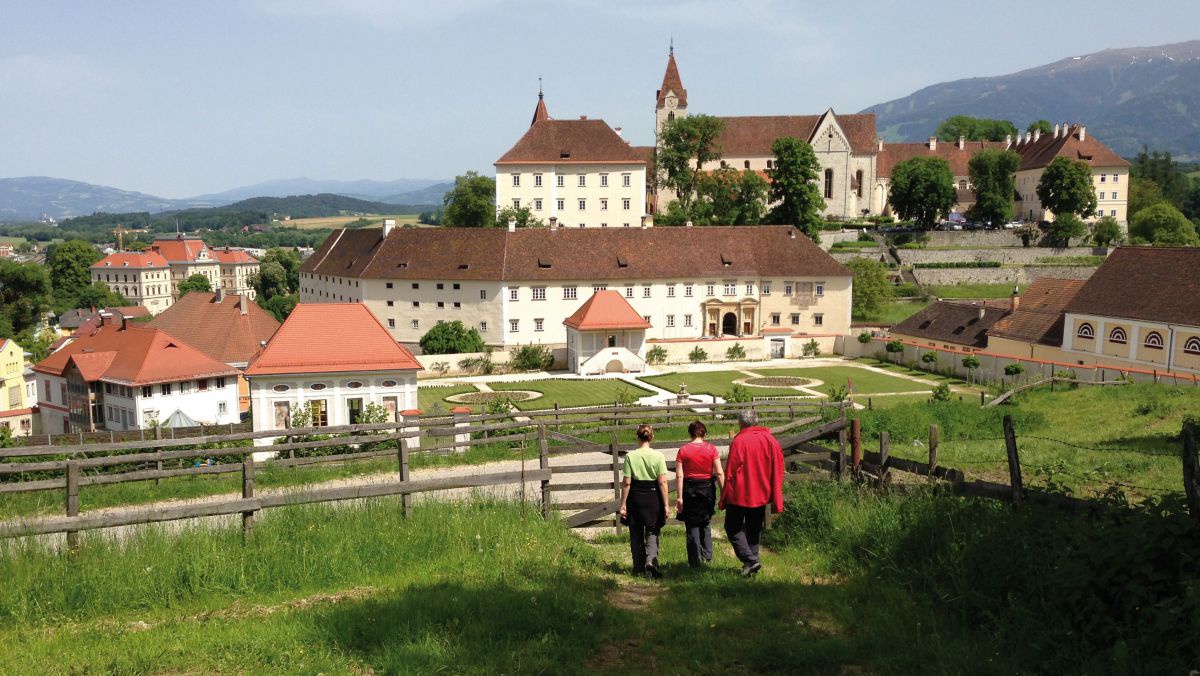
[740,561,762,578]
[646,560,662,579]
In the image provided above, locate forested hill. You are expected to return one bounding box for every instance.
[222,193,434,217]
[862,41,1200,159]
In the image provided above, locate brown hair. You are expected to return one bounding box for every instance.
[688,420,707,439]
[636,424,654,443]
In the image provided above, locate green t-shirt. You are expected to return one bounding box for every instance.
[623,447,668,481]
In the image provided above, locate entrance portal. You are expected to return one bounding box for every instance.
[770,339,785,359]
[605,359,625,373]
[722,312,738,336]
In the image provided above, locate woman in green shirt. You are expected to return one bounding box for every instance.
[619,424,671,578]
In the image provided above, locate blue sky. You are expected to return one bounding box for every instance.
[1,0,1196,198]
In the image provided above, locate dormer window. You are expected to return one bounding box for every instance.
[538,259,552,269]
[560,151,571,159]
[720,254,733,267]
[616,255,628,268]
[458,263,469,270]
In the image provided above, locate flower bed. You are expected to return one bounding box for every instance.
[445,390,542,404]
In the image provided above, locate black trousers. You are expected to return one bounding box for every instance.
[724,504,766,565]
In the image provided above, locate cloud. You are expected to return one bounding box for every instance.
[251,0,504,28]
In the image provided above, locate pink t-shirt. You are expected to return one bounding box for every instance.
[676,441,719,480]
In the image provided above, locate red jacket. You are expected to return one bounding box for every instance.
[720,426,784,513]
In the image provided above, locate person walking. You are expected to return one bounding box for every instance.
[675,420,724,567]
[720,409,784,577]
[619,424,670,578]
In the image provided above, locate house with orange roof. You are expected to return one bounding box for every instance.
[1012,123,1131,224]
[90,251,175,314]
[148,235,259,300]
[0,338,37,437]
[244,304,421,439]
[32,315,240,434]
[563,290,653,374]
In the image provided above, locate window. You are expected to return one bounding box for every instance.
[556,175,564,187]
[643,315,651,324]
[479,321,488,332]
[388,318,396,328]
[1113,174,1119,183]
[142,386,152,398]
[480,289,488,300]
[412,301,420,308]
[762,282,772,294]
[578,199,586,210]
[436,301,445,309]
[706,283,715,297]
[563,286,577,300]
[625,285,635,298]
[385,300,394,307]
[600,198,608,211]
[511,173,520,187]
[509,319,519,333]
[816,283,825,297]
[666,314,675,327]
[411,319,419,330]
[556,198,565,210]
[785,283,794,296]
[622,173,631,187]
[600,223,608,228]
[771,313,781,326]
[179,381,191,394]
[534,318,544,332]
[622,198,631,210]
[1143,331,1164,350]
[600,173,609,187]
[643,286,651,298]
[1099,174,1107,183]
[575,174,585,188]
[685,284,693,297]
[453,283,460,290]
[1111,192,1118,200]
[534,173,542,187]
[534,198,543,211]
[813,314,824,327]
[308,399,328,427]
[593,284,607,293]
[824,169,833,199]
[1076,322,1094,339]
[1184,337,1200,355]
[667,284,676,298]
[723,283,735,296]
[512,198,520,209]
[510,287,519,301]
[790,314,800,325]
[532,287,546,301]
[684,314,693,327]
[1110,209,1117,217]
[217,401,228,416]
[160,383,172,396]
[1108,327,1127,344]
[745,283,754,295]
[453,302,461,309]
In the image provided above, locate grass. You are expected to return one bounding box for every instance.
[640,370,811,398]
[0,236,27,246]
[489,378,653,410]
[757,365,931,395]
[926,283,1027,299]
[851,392,934,409]
[0,500,625,673]
[853,298,931,324]
[418,383,479,412]
[281,214,420,230]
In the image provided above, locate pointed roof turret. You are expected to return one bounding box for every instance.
[531,81,549,127]
[656,46,687,108]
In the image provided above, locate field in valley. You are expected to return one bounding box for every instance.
[279,213,421,229]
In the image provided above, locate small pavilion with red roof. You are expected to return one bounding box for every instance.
[563,290,652,375]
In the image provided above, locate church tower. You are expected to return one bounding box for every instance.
[655,44,688,141]
[531,81,549,127]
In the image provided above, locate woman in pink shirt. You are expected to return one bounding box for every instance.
[675,420,725,567]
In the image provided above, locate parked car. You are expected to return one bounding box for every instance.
[1004,221,1021,229]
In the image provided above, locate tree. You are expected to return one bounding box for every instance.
[1131,148,1191,208]
[509,344,554,371]
[962,355,981,385]
[767,137,825,242]
[0,259,52,335]
[253,260,290,300]
[1003,362,1025,384]
[1037,157,1098,220]
[1092,216,1123,247]
[495,206,545,228]
[74,282,128,310]
[688,346,708,363]
[857,331,872,345]
[725,342,746,360]
[695,167,768,225]
[1045,214,1086,248]
[656,115,725,222]
[645,345,667,365]
[845,257,893,319]
[259,248,301,294]
[967,149,1021,226]
[1026,120,1053,136]
[17,328,56,363]
[177,274,212,297]
[47,239,101,312]
[884,340,904,363]
[442,171,496,228]
[1129,203,1199,246]
[419,320,485,355]
[921,351,939,367]
[1128,177,1167,222]
[888,156,956,228]
[935,115,1018,142]
[259,294,298,322]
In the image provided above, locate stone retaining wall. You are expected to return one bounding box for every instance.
[830,250,886,264]
[924,230,1025,247]
[912,265,1097,286]
[898,247,1106,265]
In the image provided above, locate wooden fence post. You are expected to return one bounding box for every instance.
[398,433,412,519]
[154,426,163,486]
[538,424,551,519]
[928,425,939,477]
[1002,415,1023,506]
[610,433,622,534]
[65,460,80,554]
[980,391,985,406]
[1182,421,1200,522]
[850,419,862,470]
[241,453,255,539]
[879,431,890,485]
[836,427,847,480]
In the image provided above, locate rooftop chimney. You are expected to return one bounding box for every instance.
[1011,286,1020,313]
[928,136,937,151]
[877,140,884,151]
[507,216,517,232]
[214,287,225,303]
[1005,133,1012,147]
[957,135,965,150]
[238,294,248,316]
[549,216,558,229]
[259,340,267,348]
[1078,125,1086,141]
[977,305,985,321]
[579,115,587,120]
[382,218,396,238]
[1033,128,1041,142]
[614,127,622,137]
[1053,123,1061,138]
[683,220,692,228]
[1025,131,1032,144]
[789,228,796,239]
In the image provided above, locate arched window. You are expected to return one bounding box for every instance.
[1184,337,1200,355]
[272,384,290,393]
[1076,322,1094,339]
[855,169,863,198]
[309,383,328,391]
[381,380,398,388]
[345,381,363,389]
[1108,327,1127,344]
[667,112,675,123]
[1143,331,1164,350]
[824,169,834,199]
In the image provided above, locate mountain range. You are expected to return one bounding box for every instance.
[863,40,1200,159]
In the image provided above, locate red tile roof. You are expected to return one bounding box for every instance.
[1013,124,1129,171]
[147,292,280,366]
[657,51,687,108]
[301,225,850,282]
[496,119,646,164]
[715,112,878,157]
[34,322,238,385]
[209,248,258,264]
[563,290,653,331]
[151,236,210,263]
[244,303,421,376]
[1065,247,1200,327]
[877,140,1011,178]
[892,300,1009,348]
[988,278,1085,346]
[531,93,549,127]
[91,251,169,269]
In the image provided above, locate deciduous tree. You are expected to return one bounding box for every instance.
[259,294,298,322]
[767,137,825,242]
[47,239,101,312]
[1037,157,1098,220]
[0,259,51,335]
[177,274,212,297]
[74,282,128,310]
[887,156,956,229]
[657,115,725,222]
[494,206,545,228]
[845,257,893,319]
[936,115,1018,142]
[442,171,497,228]
[419,320,486,355]
[1026,120,1053,136]
[1129,203,1199,246]
[967,149,1021,227]
[696,167,768,225]
[1091,216,1123,247]
[1045,214,1086,248]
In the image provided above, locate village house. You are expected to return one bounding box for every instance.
[89,252,175,314]
[562,290,653,374]
[56,306,151,336]
[146,290,281,413]
[986,278,1087,360]
[890,299,1012,353]
[298,222,852,359]
[874,137,1011,216]
[145,235,259,300]
[33,316,240,434]
[1012,123,1131,223]
[0,339,37,437]
[244,303,421,439]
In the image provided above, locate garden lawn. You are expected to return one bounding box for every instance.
[418,383,479,412]
[758,365,929,395]
[640,370,810,398]
[853,299,930,325]
[489,378,652,410]
[851,392,934,409]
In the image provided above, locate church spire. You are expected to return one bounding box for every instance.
[656,45,687,109]
[530,78,549,127]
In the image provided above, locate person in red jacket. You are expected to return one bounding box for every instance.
[720,408,784,577]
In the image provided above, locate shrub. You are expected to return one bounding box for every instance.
[430,361,449,375]
[614,386,640,407]
[913,261,1002,269]
[723,383,752,404]
[645,345,668,365]
[825,383,849,403]
[857,332,872,345]
[1003,363,1024,377]
[930,382,952,402]
[921,352,938,366]
[858,230,877,241]
[802,339,821,357]
[458,350,495,375]
[509,344,554,371]
[419,320,486,355]
[725,342,747,360]
[884,340,904,361]
[688,346,708,363]
[894,282,922,298]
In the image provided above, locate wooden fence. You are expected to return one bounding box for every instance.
[15,422,254,448]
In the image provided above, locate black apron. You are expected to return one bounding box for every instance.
[628,479,666,528]
[680,477,717,525]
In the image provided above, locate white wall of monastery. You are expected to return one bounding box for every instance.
[496,162,647,228]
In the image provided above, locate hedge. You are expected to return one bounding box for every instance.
[913,261,1003,269]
